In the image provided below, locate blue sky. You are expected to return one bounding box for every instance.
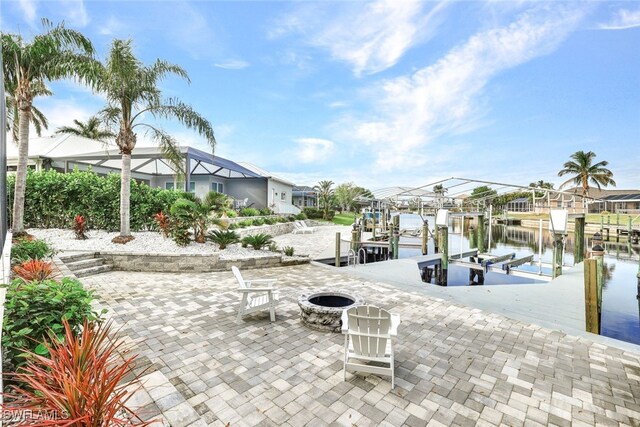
[2,0,639,190]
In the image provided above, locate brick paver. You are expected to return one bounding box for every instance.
[83,264,640,426]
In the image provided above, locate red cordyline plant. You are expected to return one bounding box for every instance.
[153,211,171,238]
[2,319,153,426]
[74,215,88,240]
[12,259,57,282]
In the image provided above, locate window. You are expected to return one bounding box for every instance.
[281,191,286,201]
[211,182,224,193]
[165,182,175,190]
[189,181,196,193]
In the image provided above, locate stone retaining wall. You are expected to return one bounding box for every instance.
[96,251,309,273]
[236,222,295,238]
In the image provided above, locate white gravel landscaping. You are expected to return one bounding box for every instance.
[27,228,273,259]
[27,223,353,260]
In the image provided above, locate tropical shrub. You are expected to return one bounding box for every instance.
[12,259,57,282]
[169,220,191,247]
[153,211,171,238]
[207,229,240,249]
[263,217,276,225]
[170,198,209,243]
[276,216,289,223]
[259,208,272,216]
[10,238,55,264]
[295,212,308,220]
[74,214,88,239]
[2,278,101,371]
[203,191,232,214]
[228,223,239,230]
[252,218,265,226]
[303,207,331,220]
[3,319,153,426]
[239,207,261,217]
[241,233,274,250]
[283,246,295,256]
[224,209,237,218]
[268,242,278,252]
[6,169,186,231]
[238,219,253,228]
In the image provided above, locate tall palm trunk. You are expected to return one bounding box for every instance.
[11,107,31,234]
[119,153,132,237]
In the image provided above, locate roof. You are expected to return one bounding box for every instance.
[237,162,296,186]
[52,145,263,179]
[6,134,114,158]
[293,186,317,195]
[508,197,530,203]
[601,193,640,202]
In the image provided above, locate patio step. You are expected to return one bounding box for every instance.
[59,252,112,278]
[73,264,112,278]
[65,257,106,271]
[59,252,97,263]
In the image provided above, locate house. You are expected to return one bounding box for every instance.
[292,186,317,208]
[237,162,300,214]
[6,134,298,212]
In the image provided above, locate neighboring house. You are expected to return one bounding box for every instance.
[5,134,280,210]
[292,186,317,208]
[237,162,300,215]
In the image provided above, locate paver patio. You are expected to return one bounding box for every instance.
[83,264,640,426]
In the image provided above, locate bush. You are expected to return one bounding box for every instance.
[276,216,288,223]
[238,219,253,228]
[259,208,273,216]
[239,207,261,217]
[252,218,265,226]
[207,229,240,249]
[3,319,150,425]
[74,214,88,240]
[2,278,102,371]
[228,223,238,230]
[10,238,55,264]
[295,213,307,220]
[6,169,185,231]
[170,198,209,244]
[283,246,295,256]
[12,259,57,282]
[153,211,171,238]
[302,207,324,219]
[224,209,237,218]
[263,217,276,225]
[241,233,274,250]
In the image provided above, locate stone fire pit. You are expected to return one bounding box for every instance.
[298,290,365,332]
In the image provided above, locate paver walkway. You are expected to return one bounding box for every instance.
[83,264,640,426]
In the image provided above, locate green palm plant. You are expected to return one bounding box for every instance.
[2,19,96,236]
[5,79,50,142]
[314,180,334,220]
[241,233,274,250]
[207,229,240,249]
[56,116,115,141]
[92,39,215,243]
[558,151,616,199]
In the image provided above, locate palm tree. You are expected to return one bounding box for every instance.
[314,180,334,220]
[433,184,448,208]
[558,151,616,199]
[2,19,95,235]
[5,80,50,142]
[56,116,115,142]
[93,39,215,243]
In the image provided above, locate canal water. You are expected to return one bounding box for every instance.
[398,214,640,345]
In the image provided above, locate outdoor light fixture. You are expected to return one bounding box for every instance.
[435,209,449,227]
[549,209,569,235]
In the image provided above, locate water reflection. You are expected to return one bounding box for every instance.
[398,214,640,345]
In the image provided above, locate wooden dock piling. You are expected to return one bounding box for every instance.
[392,215,400,260]
[584,258,603,334]
[574,216,585,264]
[335,232,341,267]
[552,234,563,279]
[421,221,428,255]
[437,226,448,286]
[477,214,485,253]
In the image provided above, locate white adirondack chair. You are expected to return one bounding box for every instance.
[232,266,278,321]
[342,305,400,388]
[292,221,314,234]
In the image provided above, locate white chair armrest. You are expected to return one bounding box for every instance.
[341,310,349,334]
[237,288,275,292]
[390,313,401,336]
[245,279,277,286]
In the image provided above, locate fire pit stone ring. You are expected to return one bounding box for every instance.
[298,290,365,332]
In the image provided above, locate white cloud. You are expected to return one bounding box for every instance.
[60,0,89,27]
[17,0,37,25]
[271,0,448,76]
[345,5,588,171]
[598,7,640,30]
[98,16,124,36]
[294,138,335,163]
[214,60,250,70]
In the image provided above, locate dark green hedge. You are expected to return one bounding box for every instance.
[7,169,187,231]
